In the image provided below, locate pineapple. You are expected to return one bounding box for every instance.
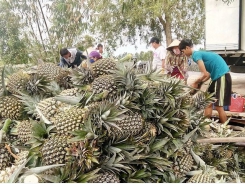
[84,101,144,139]
[59,87,87,97]
[173,154,194,177]
[90,58,116,78]
[91,171,120,183]
[0,144,14,171]
[36,97,66,122]
[111,111,144,139]
[41,135,71,166]
[16,120,33,145]
[187,173,213,183]
[70,58,117,86]
[0,165,18,183]
[91,75,117,100]
[6,70,30,94]
[14,151,29,166]
[52,107,85,135]
[54,69,72,89]
[0,96,24,120]
[37,63,62,81]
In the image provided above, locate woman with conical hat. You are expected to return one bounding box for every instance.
[165,39,189,84]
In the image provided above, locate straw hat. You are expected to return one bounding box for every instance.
[166,39,180,51]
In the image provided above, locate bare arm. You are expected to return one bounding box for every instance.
[196,60,210,83]
[191,60,210,88]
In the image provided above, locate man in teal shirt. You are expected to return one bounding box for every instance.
[179,39,232,123]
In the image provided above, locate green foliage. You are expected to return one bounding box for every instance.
[88,0,205,49]
[6,0,91,63]
[0,0,29,64]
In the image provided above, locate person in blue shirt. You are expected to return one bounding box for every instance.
[179,39,232,123]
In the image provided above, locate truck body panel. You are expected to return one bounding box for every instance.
[205,0,245,72]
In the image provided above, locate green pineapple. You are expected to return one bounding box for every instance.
[54,69,72,89]
[0,96,24,120]
[6,70,30,94]
[91,75,117,99]
[37,63,62,81]
[187,173,213,183]
[173,154,194,177]
[0,144,14,171]
[15,120,33,145]
[70,58,117,86]
[36,97,67,122]
[52,106,85,135]
[91,171,120,183]
[90,58,116,78]
[84,101,144,139]
[41,135,71,166]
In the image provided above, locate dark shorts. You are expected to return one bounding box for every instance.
[208,73,232,106]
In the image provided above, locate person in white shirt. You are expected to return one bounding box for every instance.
[149,37,166,72]
[59,47,87,68]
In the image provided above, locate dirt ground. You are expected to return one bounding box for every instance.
[187,71,245,96]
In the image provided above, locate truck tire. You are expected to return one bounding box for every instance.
[230,65,245,73]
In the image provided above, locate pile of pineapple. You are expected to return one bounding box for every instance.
[0,58,244,183]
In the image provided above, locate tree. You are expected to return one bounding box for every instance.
[87,0,205,49]
[6,0,92,63]
[0,0,29,64]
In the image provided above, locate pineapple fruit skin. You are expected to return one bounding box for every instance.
[0,96,24,120]
[91,172,120,183]
[187,174,212,183]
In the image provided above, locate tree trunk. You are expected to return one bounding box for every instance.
[158,15,172,47]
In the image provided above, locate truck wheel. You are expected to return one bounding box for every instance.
[230,65,245,73]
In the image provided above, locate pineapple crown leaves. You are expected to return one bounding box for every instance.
[35,105,52,125]
[68,118,98,143]
[46,81,63,96]
[70,67,94,85]
[112,65,145,95]
[122,168,152,183]
[100,153,131,174]
[25,73,51,96]
[65,139,100,171]
[86,101,129,134]
[161,171,186,183]
[14,92,44,117]
[192,91,216,111]
[27,121,55,150]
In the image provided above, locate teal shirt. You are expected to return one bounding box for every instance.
[192,51,229,81]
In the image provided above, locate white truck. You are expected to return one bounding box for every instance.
[205,0,245,72]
